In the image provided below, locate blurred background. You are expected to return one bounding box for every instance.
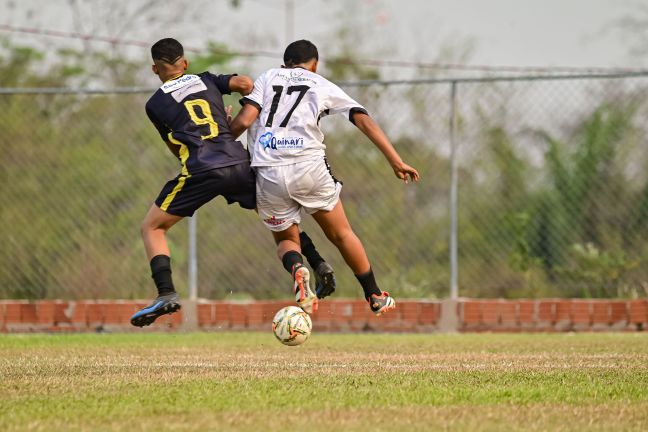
[1,0,647,301]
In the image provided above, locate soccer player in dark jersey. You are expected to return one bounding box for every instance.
[130,38,335,327]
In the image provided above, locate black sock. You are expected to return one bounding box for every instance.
[356,268,381,299]
[150,255,175,296]
[299,231,325,270]
[281,250,304,274]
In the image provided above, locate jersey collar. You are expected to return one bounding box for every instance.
[165,73,185,83]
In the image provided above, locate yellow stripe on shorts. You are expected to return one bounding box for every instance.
[160,133,191,212]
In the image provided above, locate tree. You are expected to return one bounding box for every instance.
[531,102,645,297]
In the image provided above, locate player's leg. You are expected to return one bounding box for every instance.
[255,165,318,313]
[224,162,335,298]
[142,204,183,260]
[299,230,336,299]
[311,200,395,316]
[131,171,224,327]
[131,204,183,327]
[273,224,318,314]
[287,157,393,314]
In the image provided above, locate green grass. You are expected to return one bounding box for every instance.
[1,332,647,431]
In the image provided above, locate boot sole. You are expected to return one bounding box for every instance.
[130,302,181,327]
[295,268,318,314]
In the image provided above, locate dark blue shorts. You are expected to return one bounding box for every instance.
[155,161,256,217]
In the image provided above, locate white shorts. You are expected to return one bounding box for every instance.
[255,157,342,232]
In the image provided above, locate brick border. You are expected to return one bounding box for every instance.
[0,299,645,333]
[456,299,647,332]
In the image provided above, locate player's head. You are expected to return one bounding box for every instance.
[150,38,188,82]
[283,39,318,72]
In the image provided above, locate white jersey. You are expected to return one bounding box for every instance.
[242,67,367,167]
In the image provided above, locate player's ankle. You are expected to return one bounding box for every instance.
[150,255,175,297]
[355,268,381,299]
[282,250,304,274]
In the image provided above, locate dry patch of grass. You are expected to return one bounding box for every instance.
[1,333,647,431]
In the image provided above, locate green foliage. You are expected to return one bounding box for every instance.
[187,42,237,74]
[556,243,640,298]
[320,15,381,81]
[325,53,380,82]
[0,38,50,87]
[486,126,527,206]
[508,212,537,273]
[455,98,648,298]
[628,178,648,246]
[1,37,647,300]
[531,103,644,296]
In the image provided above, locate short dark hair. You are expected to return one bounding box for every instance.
[151,38,184,63]
[283,40,318,66]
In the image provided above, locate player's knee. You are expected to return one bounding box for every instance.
[141,217,168,236]
[140,219,152,238]
[326,227,355,246]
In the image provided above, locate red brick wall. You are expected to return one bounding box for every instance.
[0,299,646,333]
[457,299,647,332]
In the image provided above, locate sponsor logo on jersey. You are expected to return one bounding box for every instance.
[161,74,201,94]
[171,80,207,103]
[277,70,317,85]
[264,216,286,226]
[258,132,304,150]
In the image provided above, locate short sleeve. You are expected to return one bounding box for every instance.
[239,71,267,111]
[203,72,235,95]
[323,83,368,124]
[145,103,170,141]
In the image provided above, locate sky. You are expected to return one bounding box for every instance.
[0,0,642,80]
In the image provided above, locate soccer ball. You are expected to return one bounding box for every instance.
[272,306,312,346]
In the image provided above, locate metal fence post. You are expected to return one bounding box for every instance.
[183,213,199,331]
[449,81,459,300]
[188,213,198,301]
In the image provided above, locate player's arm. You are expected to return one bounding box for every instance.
[324,82,418,183]
[229,72,266,137]
[229,75,254,95]
[229,103,260,138]
[352,112,420,183]
[164,140,181,158]
[207,72,253,96]
[146,104,180,159]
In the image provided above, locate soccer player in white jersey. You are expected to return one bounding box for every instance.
[230,40,419,315]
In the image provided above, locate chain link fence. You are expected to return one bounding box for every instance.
[2,73,648,301]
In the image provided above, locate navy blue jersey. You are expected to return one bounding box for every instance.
[145,72,249,175]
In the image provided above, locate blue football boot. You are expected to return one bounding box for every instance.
[130,292,181,327]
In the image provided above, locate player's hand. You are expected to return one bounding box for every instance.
[225,105,233,124]
[392,161,420,184]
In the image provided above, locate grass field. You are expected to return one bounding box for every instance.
[1,332,647,431]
